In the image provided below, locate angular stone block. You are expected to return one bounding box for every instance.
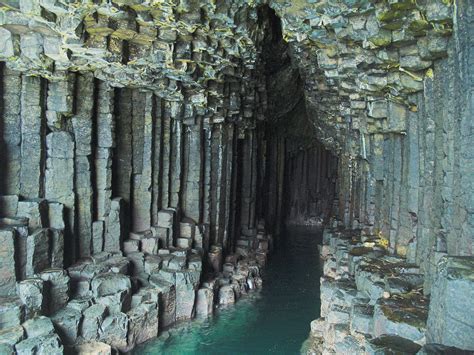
[0,229,17,296]
[141,237,158,255]
[104,198,124,253]
[130,287,160,309]
[47,202,65,230]
[91,273,131,298]
[98,313,128,352]
[51,306,82,345]
[16,278,44,319]
[123,239,140,254]
[176,237,192,249]
[175,270,201,321]
[0,195,19,217]
[22,316,55,338]
[15,333,63,355]
[350,304,374,335]
[74,342,112,355]
[187,254,202,271]
[0,297,24,330]
[373,296,427,343]
[49,228,64,268]
[17,199,47,231]
[46,132,75,159]
[95,290,131,314]
[327,304,350,324]
[149,276,176,328]
[0,325,24,353]
[180,219,195,239]
[151,226,171,248]
[144,255,162,275]
[427,256,474,351]
[195,287,214,317]
[218,285,235,305]
[81,304,107,341]
[39,269,69,315]
[26,229,50,277]
[157,209,175,229]
[127,252,145,276]
[127,302,159,348]
[168,256,187,271]
[2,218,29,280]
[92,220,104,254]
[0,28,14,58]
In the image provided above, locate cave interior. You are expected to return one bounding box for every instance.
[0,0,473,353]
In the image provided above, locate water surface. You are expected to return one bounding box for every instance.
[135,226,322,354]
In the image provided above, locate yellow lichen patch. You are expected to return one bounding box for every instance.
[396,244,408,257]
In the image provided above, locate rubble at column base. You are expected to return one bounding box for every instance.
[302,224,474,355]
[0,198,272,354]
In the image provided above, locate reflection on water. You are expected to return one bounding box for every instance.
[134,226,322,355]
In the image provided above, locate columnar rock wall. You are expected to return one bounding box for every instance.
[0,1,278,352]
[302,225,474,354]
[269,0,474,296]
[0,0,473,353]
[284,142,338,225]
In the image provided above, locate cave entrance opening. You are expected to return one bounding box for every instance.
[250,5,339,238]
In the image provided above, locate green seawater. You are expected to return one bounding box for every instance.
[134,226,322,355]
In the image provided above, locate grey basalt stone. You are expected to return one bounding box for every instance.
[16,278,44,319]
[195,287,214,317]
[0,297,24,330]
[0,229,17,297]
[366,335,421,355]
[50,306,82,345]
[175,270,200,321]
[426,256,474,351]
[26,229,50,277]
[15,333,63,355]
[104,198,124,253]
[22,316,55,338]
[49,228,64,269]
[373,295,428,344]
[91,272,131,298]
[218,285,235,306]
[74,341,112,355]
[126,301,159,349]
[39,269,70,315]
[149,276,176,328]
[0,325,24,354]
[81,303,107,341]
[17,199,47,231]
[0,195,19,217]
[98,312,129,352]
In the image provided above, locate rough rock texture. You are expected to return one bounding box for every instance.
[302,226,474,354]
[0,0,473,352]
[426,256,474,350]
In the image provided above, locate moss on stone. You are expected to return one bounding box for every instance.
[349,246,373,256]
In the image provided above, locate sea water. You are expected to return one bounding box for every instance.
[134,226,322,355]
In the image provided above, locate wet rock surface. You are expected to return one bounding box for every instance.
[0,187,271,352]
[0,0,473,353]
[302,226,474,354]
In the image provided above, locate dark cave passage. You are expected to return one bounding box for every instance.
[1,1,473,354]
[252,5,339,234]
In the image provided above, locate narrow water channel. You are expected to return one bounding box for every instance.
[134,226,322,354]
